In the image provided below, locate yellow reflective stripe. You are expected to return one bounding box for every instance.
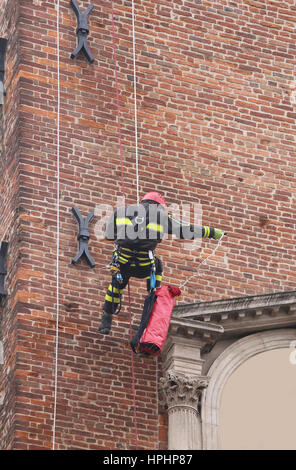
[146,274,162,280]
[203,226,210,238]
[118,254,131,260]
[147,223,164,232]
[118,256,129,263]
[139,261,153,266]
[116,218,133,226]
[120,249,150,255]
[105,294,120,303]
[107,285,123,294]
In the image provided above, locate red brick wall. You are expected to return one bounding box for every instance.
[0,0,296,449]
[0,0,21,449]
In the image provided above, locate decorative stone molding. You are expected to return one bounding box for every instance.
[159,370,209,450]
[162,318,224,376]
[160,370,209,413]
[161,293,296,449]
[174,290,296,338]
[159,318,223,450]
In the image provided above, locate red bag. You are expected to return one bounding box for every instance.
[138,285,181,356]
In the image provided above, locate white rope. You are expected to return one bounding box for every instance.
[131,0,139,205]
[52,0,60,450]
[178,233,225,289]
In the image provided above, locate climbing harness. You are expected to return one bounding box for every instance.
[106,245,157,315]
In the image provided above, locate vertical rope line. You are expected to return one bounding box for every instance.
[52,0,60,451]
[155,355,160,450]
[131,0,139,205]
[111,0,126,199]
[130,0,140,448]
[128,284,138,449]
[111,0,138,449]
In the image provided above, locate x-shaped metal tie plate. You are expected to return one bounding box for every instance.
[72,206,96,268]
[70,0,94,64]
[0,241,8,298]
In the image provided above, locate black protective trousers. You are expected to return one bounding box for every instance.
[103,256,163,315]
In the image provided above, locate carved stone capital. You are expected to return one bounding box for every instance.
[159,370,209,413]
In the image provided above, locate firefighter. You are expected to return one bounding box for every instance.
[98,192,224,334]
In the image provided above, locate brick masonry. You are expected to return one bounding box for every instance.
[0,0,295,449]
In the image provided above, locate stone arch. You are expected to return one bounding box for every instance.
[201,328,296,450]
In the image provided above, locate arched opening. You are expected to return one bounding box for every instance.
[201,329,296,450]
[219,348,296,450]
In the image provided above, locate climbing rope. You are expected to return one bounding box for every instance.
[131,0,139,205]
[179,233,225,289]
[52,0,61,451]
[111,0,126,199]
[128,285,139,448]
[111,0,139,449]
[130,0,140,446]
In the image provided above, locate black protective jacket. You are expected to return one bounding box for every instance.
[104,201,216,251]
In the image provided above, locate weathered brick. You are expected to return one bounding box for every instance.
[0,0,296,451]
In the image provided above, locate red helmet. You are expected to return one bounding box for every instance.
[141,192,166,207]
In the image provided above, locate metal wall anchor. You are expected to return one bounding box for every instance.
[72,206,95,268]
[0,241,8,297]
[0,38,8,104]
[70,0,94,64]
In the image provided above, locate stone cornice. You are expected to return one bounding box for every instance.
[168,318,224,341]
[173,290,296,338]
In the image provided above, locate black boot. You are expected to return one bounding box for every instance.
[98,312,113,335]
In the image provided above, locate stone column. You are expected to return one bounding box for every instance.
[160,318,224,450]
[160,370,209,450]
